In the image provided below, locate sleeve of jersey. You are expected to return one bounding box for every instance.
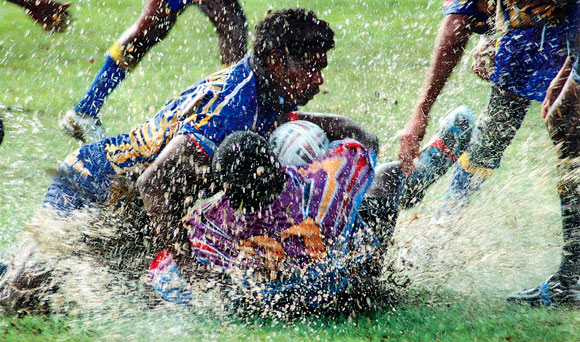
[178,80,256,158]
[299,139,377,247]
[443,0,490,33]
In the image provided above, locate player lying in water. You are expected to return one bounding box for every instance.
[0,106,474,315]
[149,106,475,311]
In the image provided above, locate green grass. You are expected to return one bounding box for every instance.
[0,0,578,340]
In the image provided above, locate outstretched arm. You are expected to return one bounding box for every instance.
[398,13,477,175]
[274,111,379,152]
[137,134,213,272]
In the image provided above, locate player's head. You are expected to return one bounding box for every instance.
[269,120,329,166]
[213,131,286,211]
[253,8,335,106]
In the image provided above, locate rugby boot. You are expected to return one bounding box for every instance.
[507,274,580,307]
[60,109,106,142]
[400,105,475,209]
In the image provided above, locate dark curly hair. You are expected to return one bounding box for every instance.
[252,8,335,68]
[212,131,286,211]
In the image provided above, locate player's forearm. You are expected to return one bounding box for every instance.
[297,112,379,152]
[550,58,573,99]
[412,14,474,140]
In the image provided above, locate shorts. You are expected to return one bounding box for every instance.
[490,24,569,101]
[148,216,380,308]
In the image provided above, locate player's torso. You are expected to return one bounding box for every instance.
[186,141,376,269]
[102,58,280,174]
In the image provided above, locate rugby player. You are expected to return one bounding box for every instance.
[0,103,474,315]
[149,105,475,309]
[507,4,580,306]
[60,0,247,142]
[400,0,573,222]
[44,8,377,232]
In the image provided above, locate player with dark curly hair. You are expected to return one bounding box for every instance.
[43,7,376,246]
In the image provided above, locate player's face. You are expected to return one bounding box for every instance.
[280,52,327,106]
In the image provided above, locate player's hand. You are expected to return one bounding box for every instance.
[541,62,570,119]
[471,35,495,82]
[398,127,421,177]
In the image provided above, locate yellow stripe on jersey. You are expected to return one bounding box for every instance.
[196,73,254,130]
[64,150,92,179]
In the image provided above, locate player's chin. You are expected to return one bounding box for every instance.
[295,88,319,106]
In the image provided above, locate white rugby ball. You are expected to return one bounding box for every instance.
[269,120,330,166]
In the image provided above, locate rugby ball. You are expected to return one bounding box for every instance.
[269,120,329,166]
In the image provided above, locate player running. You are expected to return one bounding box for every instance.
[400,0,573,224]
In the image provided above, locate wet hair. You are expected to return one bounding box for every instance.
[212,131,286,211]
[253,8,335,69]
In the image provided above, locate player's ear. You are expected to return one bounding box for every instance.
[267,49,287,75]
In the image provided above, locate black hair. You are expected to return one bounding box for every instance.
[253,8,335,69]
[212,131,286,211]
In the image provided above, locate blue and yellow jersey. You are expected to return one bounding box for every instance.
[500,0,572,28]
[103,57,288,174]
[444,0,493,33]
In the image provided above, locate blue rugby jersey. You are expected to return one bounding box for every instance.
[104,57,290,174]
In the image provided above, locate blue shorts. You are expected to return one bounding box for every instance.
[490,25,569,101]
[44,141,116,213]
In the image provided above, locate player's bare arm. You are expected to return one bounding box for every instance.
[273,111,379,152]
[136,134,212,272]
[399,13,482,175]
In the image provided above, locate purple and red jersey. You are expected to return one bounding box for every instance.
[148,140,378,305]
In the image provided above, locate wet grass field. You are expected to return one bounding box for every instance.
[1,0,579,340]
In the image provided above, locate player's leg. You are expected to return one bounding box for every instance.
[360,105,475,242]
[508,75,580,306]
[435,86,530,222]
[0,117,4,146]
[62,0,247,142]
[400,105,475,208]
[6,0,71,33]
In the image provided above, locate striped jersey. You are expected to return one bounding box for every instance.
[102,57,290,174]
